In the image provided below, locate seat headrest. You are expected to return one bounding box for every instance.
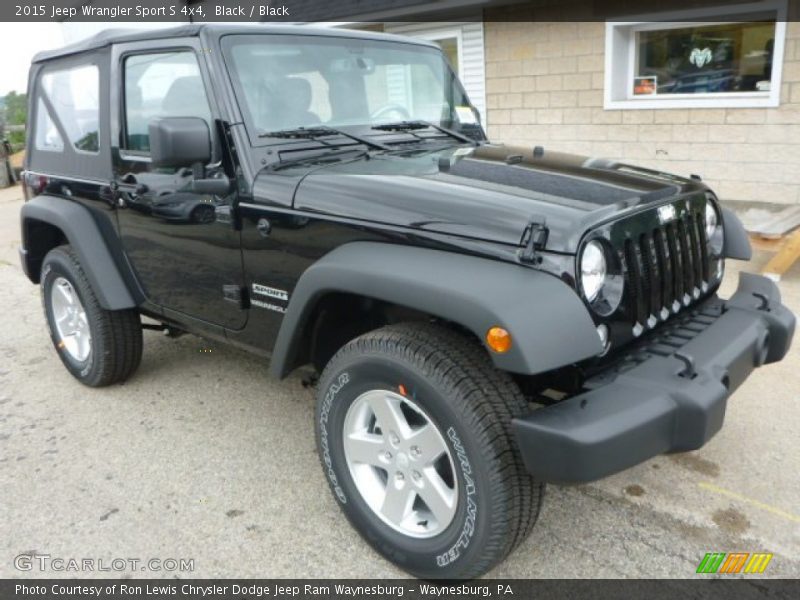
[162,76,209,120]
[283,77,313,110]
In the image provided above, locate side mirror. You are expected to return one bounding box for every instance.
[148,117,211,168]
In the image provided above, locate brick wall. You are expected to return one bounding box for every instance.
[484,20,800,206]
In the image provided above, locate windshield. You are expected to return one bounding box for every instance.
[221,34,477,141]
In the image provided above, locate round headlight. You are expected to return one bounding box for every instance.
[580,240,607,302]
[705,198,725,256]
[705,202,718,239]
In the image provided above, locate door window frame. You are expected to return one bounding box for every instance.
[27,51,111,181]
[111,38,221,164]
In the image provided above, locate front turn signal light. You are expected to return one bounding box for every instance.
[486,327,512,353]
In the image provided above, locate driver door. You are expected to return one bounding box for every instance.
[112,40,247,330]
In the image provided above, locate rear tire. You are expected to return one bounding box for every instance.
[41,245,142,387]
[315,322,544,579]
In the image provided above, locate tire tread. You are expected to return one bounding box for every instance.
[319,321,544,578]
[42,245,142,387]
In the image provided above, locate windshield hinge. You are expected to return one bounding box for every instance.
[519,218,548,264]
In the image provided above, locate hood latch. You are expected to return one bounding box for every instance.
[519,218,549,264]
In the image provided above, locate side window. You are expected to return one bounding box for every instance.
[124,51,211,152]
[34,98,64,152]
[37,65,99,153]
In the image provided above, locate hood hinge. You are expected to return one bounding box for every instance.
[519,218,549,264]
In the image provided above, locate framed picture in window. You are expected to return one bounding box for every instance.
[633,76,657,96]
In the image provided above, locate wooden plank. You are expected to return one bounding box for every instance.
[749,234,786,253]
[762,229,800,281]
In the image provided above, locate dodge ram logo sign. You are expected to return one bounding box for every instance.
[689,47,713,68]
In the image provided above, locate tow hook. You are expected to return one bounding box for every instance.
[674,351,697,379]
[753,292,771,312]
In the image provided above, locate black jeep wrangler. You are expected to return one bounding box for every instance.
[19,25,795,578]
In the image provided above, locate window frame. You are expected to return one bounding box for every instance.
[111,38,221,165]
[603,0,788,110]
[27,51,111,182]
[120,47,213,159]
[220,32,470,148]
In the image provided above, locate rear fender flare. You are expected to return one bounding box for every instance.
[269,242,602,378]
[20,195,137,310]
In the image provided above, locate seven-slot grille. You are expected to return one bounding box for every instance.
[622,208,711,334]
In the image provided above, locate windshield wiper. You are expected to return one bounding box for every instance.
[371,120,479,146]
[269,147,371,171]
[259,126,392,151]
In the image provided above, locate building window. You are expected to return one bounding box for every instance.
[605,1,787,109]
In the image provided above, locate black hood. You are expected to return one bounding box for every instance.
[259,143,707,253]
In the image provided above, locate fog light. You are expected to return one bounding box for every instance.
[596,324,610,353]
[486,327,512,353]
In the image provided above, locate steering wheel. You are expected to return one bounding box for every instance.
[371,104,411,121]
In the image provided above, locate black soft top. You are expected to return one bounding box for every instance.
[32,23,436,63]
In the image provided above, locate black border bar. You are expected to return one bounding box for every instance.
[2,579,799,600]
[3,0,800,22]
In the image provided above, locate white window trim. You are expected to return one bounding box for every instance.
[404,27,465,80]
[603,0,788,110]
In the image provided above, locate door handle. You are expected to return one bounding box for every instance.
[110,175,149,209]
[111,175,149,195]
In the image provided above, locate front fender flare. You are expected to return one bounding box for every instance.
[721,206,752,261]
[269,242,602,378]
[20,195,138,310]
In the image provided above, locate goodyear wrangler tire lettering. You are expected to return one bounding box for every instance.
[313,322,544,579]
[436,427,477,567]
[319,372,350,504]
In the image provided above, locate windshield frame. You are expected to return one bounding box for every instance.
[220,32,481,150]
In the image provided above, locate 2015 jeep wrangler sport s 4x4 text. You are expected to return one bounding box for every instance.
[18,25,795,578]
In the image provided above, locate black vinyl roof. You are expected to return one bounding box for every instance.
[33,23,436,63]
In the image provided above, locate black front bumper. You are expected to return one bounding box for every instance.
[512,273,795,484]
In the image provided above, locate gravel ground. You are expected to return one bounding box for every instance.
[0,183,798,579]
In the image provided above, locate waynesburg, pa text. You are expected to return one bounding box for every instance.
[14,583,513,598]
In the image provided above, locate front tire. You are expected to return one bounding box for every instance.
[41,245,142,387]
[315,322,543,579]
